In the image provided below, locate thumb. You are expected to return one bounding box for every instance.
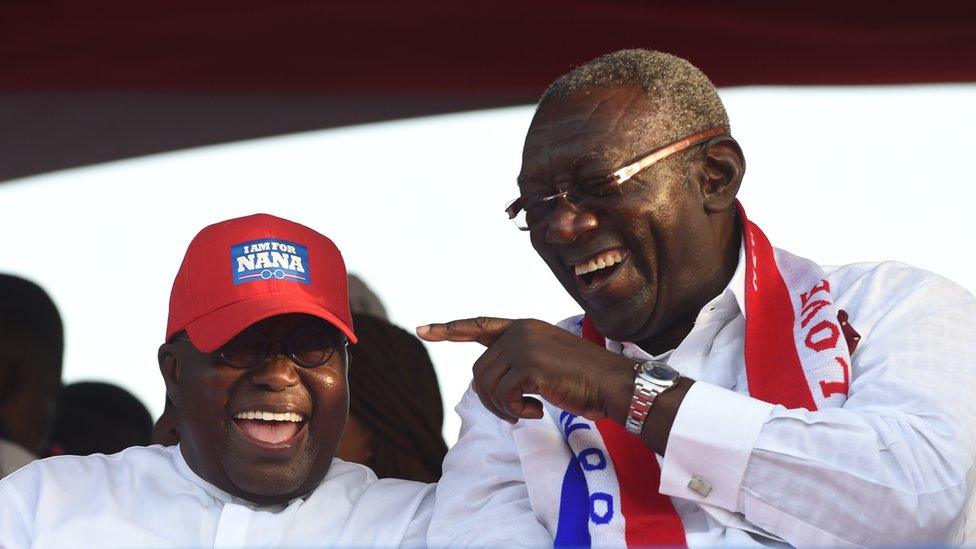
[416,317,514,347]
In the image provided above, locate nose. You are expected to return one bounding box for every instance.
[250,353,301,391]
[544,198,599,244]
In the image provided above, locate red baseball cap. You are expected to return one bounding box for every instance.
[166,213,357,352]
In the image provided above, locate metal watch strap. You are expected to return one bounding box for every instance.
[624,360,677,436]
[624,370,656,435]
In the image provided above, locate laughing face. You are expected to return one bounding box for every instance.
[520,85,739,349]
[159,313,348,505]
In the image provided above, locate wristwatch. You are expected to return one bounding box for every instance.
[624,360,681,436]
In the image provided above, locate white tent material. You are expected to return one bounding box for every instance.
[1,84,973,444]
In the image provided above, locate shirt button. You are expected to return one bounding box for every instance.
[688,476,712,497]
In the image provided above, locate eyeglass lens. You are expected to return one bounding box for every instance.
[508,184,625,231]
[218,327,342,368]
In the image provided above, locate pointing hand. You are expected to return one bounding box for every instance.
[417,317,637,424]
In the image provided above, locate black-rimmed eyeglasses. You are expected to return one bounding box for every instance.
[175,327,347,369]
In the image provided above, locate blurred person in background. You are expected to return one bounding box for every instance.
[338,313,447,483]
[347,274,389,320]
[0,275,63,479]
[51,381,152,456]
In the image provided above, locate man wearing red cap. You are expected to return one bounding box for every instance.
[0,213,434,546]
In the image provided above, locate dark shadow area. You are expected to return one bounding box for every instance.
[51,382,153,456]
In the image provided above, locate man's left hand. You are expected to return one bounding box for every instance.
[417,317,636,425]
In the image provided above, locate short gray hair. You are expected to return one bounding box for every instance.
[541,49,730,144]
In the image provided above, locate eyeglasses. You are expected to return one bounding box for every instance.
[504,126,726,230]
[175,327,348,369]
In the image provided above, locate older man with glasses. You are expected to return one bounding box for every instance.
[0,214,434,547]
[420,49,976,546]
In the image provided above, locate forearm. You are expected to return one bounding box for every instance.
[659,382,974,545]
[743,406,971,543]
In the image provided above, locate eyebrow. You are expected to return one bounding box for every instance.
[519,148,610,183]
[562,151,617,183]
[572,150,606,166]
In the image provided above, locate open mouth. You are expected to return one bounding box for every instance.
[573,248,628,290]
[232,410,307,446]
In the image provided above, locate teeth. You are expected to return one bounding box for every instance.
[573,250,625,276]
[233,411,304,422]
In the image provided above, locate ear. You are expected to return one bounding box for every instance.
[158,343,182,408]
[699,135,745,213]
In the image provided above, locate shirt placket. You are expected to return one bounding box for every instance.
[214,502,253,547]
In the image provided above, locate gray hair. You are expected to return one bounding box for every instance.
[541,49,730,144]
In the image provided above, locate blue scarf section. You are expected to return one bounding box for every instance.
[554,451,591,547]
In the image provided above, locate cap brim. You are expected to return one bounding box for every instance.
[183,295,357,352]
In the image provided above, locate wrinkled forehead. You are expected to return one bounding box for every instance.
[522,85,662,172]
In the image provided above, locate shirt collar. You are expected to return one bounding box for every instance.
[728,240,747,318]
[615,241,745,360]
[171,443,348,511]
[172,443,241,505]
[172,443,302,510]
[692,240,746,323]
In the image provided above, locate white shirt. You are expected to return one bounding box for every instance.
[0,440,34,480]
[0,444,434,547]
[430,259,976,547]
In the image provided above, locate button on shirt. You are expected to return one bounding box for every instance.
[429,259,976,547]
[0,444,434,547]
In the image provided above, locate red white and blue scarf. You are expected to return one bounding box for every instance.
[551,203,858,547]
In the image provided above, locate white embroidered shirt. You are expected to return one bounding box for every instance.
[430,259,976,547]
[0,444,433,547]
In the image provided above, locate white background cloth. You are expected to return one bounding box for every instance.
[3,87,974,449]
[429,259,976,547]
[0,444,433,547]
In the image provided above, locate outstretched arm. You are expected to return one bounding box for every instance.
[419,272,976,545]
[417,316,692,455]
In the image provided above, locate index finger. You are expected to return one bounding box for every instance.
[416,317,514,347]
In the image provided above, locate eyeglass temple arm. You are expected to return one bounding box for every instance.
[505,199,522,219]
[611,126,726,184]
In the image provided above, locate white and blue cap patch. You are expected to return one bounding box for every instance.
[231,238,310,285]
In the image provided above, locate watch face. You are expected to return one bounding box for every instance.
[643,362,679,382]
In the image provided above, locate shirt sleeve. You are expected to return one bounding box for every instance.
[428,386,553,547]
[660,271,976,546]
[398,488,435,548]
[338,477,436,547]
[0,475,34,548]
